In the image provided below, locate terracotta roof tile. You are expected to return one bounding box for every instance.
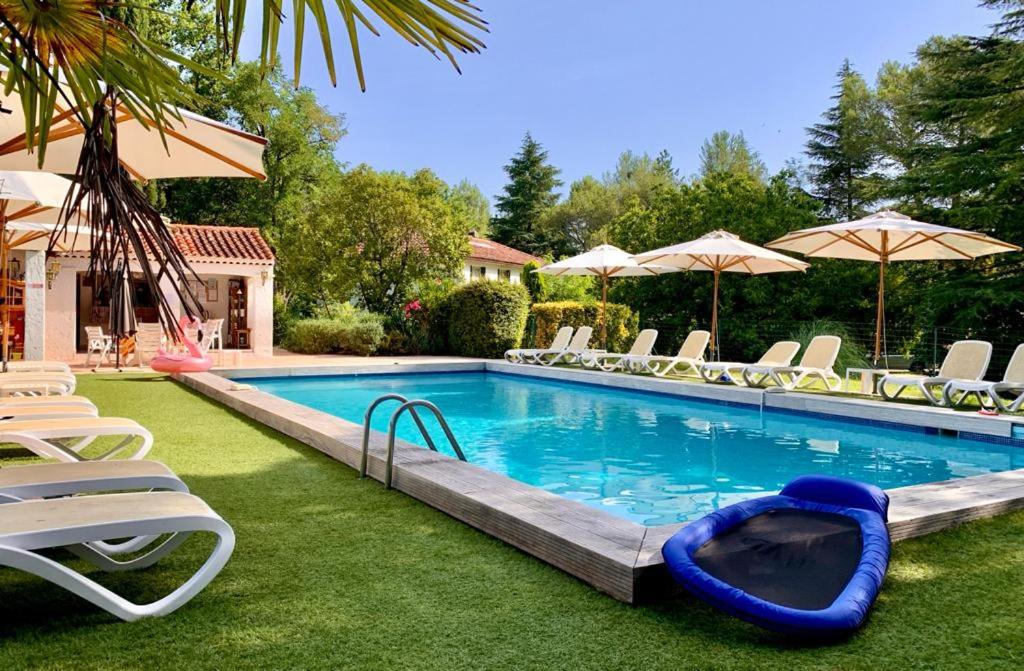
[467,237,541,266]
[169,224,274,264]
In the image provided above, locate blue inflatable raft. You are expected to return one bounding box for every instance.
[662,475,890,637]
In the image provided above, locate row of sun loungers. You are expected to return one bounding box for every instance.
[506,327,1024,412]
[0,366,234,622]
[506,327,843,391]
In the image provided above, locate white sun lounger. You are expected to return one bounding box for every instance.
[0,394,97,412]
[505,326,573,364]
[0,491,234,621]
[742,335,842,390]
[0,417,153,461]
[0,404,98,421]
[879,340,992,406]
[700,341,801,385]
[942,343,1024,412]
[624,330,710,377]
[0,460,186,502]
[0,372,77,396]
[2,361,72,374]
[536,326,594,366]
[579,329,658,372]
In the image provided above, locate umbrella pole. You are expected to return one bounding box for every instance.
[0,209,8,373]
[711,268,720,360]
[601,275,608,349]
[874,231,888,366]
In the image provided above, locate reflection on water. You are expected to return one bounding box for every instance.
[252,372,1024,526]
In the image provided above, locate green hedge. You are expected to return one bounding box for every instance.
[439,281,530,358]
[283,310,385,355]
[531,301,638,352]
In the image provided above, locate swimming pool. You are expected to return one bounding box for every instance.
[250,371,1024,525]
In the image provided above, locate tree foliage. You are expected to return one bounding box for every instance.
[491,132,562,255]
[698,131,767,182]
[281,166,469,316]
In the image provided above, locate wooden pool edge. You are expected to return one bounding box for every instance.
[177,362,1024,605]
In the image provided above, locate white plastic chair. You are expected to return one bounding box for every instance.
[84,326,112,366]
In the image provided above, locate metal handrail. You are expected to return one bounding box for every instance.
[359,394,436,478]
[385,400,466,489]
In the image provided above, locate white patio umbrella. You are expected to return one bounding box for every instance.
[0,171,90,365]
[0,70,267,180]
[767,210,1020,362]
[634,231,810,358]
[535,244,678,347]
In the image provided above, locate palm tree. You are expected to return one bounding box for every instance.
[0,0,488,160]
[0,0,487,341]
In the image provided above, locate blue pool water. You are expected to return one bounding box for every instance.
[250,372,1024,525]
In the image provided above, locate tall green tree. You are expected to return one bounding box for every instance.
[282,166,469,316]
[447,180,491,236]
[805,60,884,220]
[491,133,563,254]
[698,131,767,181]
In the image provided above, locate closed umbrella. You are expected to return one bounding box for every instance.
[634,231,809,358]
[535,244,678,347]
[767,210,1020,363]
[108,262,137,371]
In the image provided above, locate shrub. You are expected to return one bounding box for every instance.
[439,281,530,358]
[523,260,597,303]
[787,319,869,374]
[531,301,638,352]
[284,305,385,355]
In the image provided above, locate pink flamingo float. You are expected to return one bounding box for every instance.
[149,315,213,374]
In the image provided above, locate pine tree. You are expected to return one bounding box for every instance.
[805,60,883,220]
[491,132,562,254]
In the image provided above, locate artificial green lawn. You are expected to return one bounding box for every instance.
[0,374,1022,670]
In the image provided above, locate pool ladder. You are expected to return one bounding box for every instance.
[359,394,466,489]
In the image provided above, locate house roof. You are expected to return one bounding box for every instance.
[61,223,275,266]
[169,224,275,266]
[467,237,541,266]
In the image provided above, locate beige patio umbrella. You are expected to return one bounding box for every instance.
[535,244,678,347]
[767,210,1021,363]
[0,69,267,180]
[634,231,810,358]
[0,171,90,365]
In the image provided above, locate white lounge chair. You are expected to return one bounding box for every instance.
[0,460,186,502]
[879,340,992,406]
[0,491,234,621]
[0,404,98,421]
[943,343,1024,412]
[134,323,164,366]
[624,330,711,377]
[505,326,573,364]
[536,326,595,366]
[579,329,658,372]
[0,417,153,462]
[0,371,77,396]
[3,360,72,374]
[700,341,801,385]
[0,394,97,412]
[743,335,842,390]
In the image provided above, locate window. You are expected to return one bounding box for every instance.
[476,266,487,279]
[499,269,512,282]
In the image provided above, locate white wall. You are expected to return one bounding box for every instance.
[461,262,523,284]
[43,257,275,360]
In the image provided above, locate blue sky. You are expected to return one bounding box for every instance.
[242,1,996,202]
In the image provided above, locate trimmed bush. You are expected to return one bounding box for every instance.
[284,306,385,355]
[439,281,530,358]
[531,301,638,352]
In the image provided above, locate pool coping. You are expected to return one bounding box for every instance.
[178,360,1024,604]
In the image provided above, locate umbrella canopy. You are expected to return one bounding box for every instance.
[635,231,809,356]
[767,210,1020,362]
[535,244,678,347]
[0,172,90,366]
[0,72,267,180]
